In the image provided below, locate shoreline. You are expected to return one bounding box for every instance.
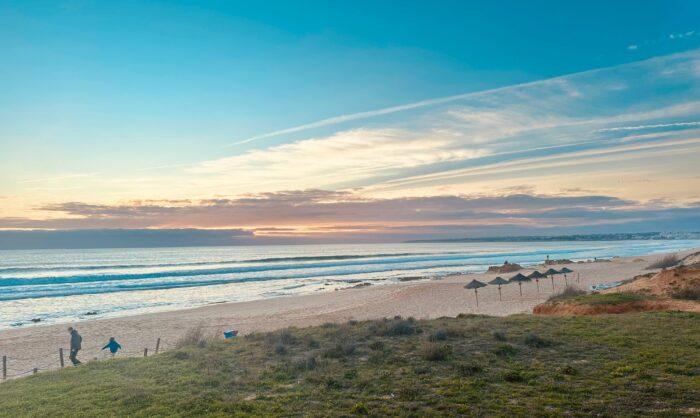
[0,247,697,379]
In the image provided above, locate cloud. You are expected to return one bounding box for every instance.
[3,190,696,237]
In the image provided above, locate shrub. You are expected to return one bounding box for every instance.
[671,284,700,300]
[422,342,451,361]
[646,255,679,270]
[175,325,213,348]
[307,338,320,349]
[455,361,483,376]
[351,402,369,415]
[387,320,416,336]
[493,343,518,357]
[502,370,524,382]
[294,355,317,371]
[322,342,356,359]
[368,340,384,351]
[274,343,288,355]
[428,329,448,342]
[492,330,507,341]
[523,333,553,348]
[547,286,587,302]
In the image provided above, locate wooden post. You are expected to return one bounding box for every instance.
[535,279,540,293]
[144,348,148,357]
[577,272,580,283]
[59,348,65,368]
[155,338,161,355]
[2,355,6,380]
[518,282,523,297]
[474,289,479,307]
[498,285,502,301]
[550,276,555,291]
[33,368,38,375]
[564,274,568,286]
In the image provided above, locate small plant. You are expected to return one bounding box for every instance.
[386,319,416,336]
[455,361,483,376]
[351,402,369,415]
[646,254,679,269]
[175,325,213,348]
[274,343,287,355]
[523,333,553,348]
[422,342,451,361]
[671,284,700,300]
[493,343,518,357]
[502,370,524,382]
[428,329,448,341]
[492,330,507,341]
[547,286,587,302]
[294,355,317,371]
[322,342,356,358]
[307,338,320,349]
[368,340,384,351]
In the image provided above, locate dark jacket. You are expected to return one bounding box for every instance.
[70,330,82,350]
[102,340,122,354]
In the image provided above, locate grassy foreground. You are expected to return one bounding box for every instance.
[1,312,699,417]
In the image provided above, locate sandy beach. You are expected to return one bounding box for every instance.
[0,248,696,380]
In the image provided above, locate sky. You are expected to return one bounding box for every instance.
[1,0,700,247]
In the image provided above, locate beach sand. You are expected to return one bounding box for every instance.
[0,248,696,379]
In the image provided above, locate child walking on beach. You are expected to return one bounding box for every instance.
[101,337,122,357]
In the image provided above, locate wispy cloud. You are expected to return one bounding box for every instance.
[595,121,700,132]
[18,172,101,184]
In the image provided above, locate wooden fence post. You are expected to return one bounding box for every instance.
[155,338,161,355]
[2,355,6,380]
[59,348,65,368]
[143,348,148,357]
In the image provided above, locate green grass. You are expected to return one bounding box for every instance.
[1,312,699,417]
[567,292,653,305]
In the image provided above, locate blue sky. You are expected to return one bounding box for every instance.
[1,0,699,243]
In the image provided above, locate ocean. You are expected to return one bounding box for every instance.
[1,240,698,330]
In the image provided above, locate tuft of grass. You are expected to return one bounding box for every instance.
[492,329,507,341]
[646,254,679,269]
[523,333,553,348]
[175,325,214,348]
[428,329,448,342]
[421,342,452,361]
[547,286,587,302]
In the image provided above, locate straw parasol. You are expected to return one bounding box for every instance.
[488,276,509,301]
[527,271,546,293]
[543,268,559,291]
[464,279,488,307]
[509,273,531,297]
[559,267,574,285]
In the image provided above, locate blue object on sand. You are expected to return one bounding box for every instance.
[224,330,238,339]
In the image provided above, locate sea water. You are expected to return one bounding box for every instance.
[1,240,698,329]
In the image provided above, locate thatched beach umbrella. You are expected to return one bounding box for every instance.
[509,273,531,297]
[543,268,559,291]
[465,279,488,307]
[559,267,574,286]
[488,276,509,301]
[527,271,546,293]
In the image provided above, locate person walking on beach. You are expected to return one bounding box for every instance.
[68,327,82,365]
[101,337,122,357]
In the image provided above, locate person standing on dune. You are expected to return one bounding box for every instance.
[68,327,82,365]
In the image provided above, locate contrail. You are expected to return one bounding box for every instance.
[596,121,700,132]
[225,50,699,147]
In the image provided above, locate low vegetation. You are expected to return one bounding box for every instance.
[646,254,679,270]
[1,313,699,417]
[546,286,587,302]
